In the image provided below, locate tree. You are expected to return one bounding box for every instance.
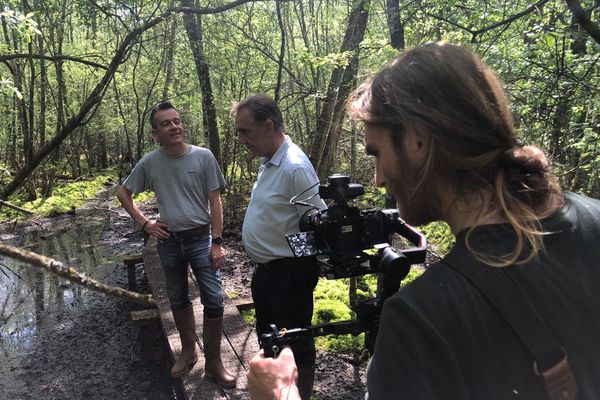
[309,0,370,178]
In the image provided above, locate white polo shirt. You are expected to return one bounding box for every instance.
[242,136,326,263]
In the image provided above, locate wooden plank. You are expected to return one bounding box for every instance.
[123,254,143,263]
[229,297,255,311]
[131,308,158,326]
[123,254,143,291]
[141,238,257,400]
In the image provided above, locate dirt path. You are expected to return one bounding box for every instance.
[0,185,366,399]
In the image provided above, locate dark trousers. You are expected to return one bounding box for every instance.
[251,256,319,366]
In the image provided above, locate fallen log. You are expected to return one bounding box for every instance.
[0,243,155,306]
[0,199,34,214]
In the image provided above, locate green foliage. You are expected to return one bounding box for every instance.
[420,222,455,256]
[316,332,365,355]
[313,296,364,354]
[314,278,349,303]
[240,308,256,327]
[313,298,352,324]
[0,9,41,43]
[1,172,116,220]
[133,191,155,203]
[402,267,425,287]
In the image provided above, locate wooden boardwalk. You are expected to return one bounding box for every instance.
[139,238,259,400]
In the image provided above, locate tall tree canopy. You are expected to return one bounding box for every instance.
[1,0,599,207]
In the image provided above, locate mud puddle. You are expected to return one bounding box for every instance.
[0,201,181,399]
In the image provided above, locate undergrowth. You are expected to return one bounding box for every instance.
[1,172,117,220]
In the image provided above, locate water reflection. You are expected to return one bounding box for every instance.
[0,211,111,355]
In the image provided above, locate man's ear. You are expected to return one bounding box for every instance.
[404,130,430,163]
[152,129,161,145]
[264,119,275,135]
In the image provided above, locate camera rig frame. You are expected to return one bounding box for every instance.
[261,201,427,358]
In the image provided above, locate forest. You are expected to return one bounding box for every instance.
[0,1,599,398]
[1,0,599,222]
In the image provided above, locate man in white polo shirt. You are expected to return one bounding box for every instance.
[231,94,326,400]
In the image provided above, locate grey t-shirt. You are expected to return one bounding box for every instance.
[123,145,226,231]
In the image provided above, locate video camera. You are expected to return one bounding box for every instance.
[260,174,427,357]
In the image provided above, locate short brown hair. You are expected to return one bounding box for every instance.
[149,101,178,128]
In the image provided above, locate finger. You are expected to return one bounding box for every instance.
[278,347,296,363]
[249,349,266,365]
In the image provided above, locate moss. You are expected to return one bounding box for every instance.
[402,266,425,286]
[420,221,455,255]
[313,298,352,324]
[316,333,364,354]
[133,190,155,202]
[240,308,256,326]
[1,172,117,220]
[314,278,349,303]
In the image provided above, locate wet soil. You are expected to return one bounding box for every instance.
[0,185,367,400]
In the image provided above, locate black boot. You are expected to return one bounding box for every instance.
[296,363,316,400]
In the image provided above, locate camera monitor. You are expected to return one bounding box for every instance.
[286,231,329,257]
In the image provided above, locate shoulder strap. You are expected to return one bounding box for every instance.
[443,250,577,400]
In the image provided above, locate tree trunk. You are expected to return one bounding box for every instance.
[386,0,405,51]
[274,0,286,102]
[181,0,223,168]
[310,0,370,178]
[162,18,178,100]
[566,0,600,45]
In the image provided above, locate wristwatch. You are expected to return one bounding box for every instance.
[212,237,223,245]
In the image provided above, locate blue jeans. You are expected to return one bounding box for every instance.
[157,233,224,317]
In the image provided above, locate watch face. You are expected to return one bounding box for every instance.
[212,237,223,245]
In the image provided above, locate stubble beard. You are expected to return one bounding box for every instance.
[389,158,438,227]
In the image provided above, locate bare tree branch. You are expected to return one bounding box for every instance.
[424,0,551,40]
[0,54,107,69]
[471,0,551,37]
[0,243,156,306]
[174,0,272,16]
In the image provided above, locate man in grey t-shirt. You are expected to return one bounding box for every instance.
[117,101,235,387]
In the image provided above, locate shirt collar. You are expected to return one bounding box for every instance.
[261,135,290,167]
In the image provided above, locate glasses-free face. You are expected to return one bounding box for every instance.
[364,124,434,226]
[235,108,275,158]
[152,108,184,148]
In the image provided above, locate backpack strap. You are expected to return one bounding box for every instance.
[443,250,577,400]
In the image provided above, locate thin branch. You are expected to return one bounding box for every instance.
[424,0,551,38]
[0,199,34,214]
[471,0,551,37]
[0,54,107,69]
[174,0,273,16]
[0,243,156,306]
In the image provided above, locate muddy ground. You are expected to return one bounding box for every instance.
[0,185,367,400]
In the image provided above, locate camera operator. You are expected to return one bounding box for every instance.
[231,94,327,400]
[246,43,600,399]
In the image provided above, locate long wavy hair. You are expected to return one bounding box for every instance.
[350,42,562,266]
